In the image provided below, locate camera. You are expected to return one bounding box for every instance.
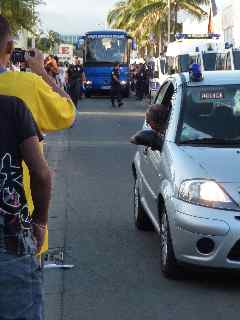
[11,48,35,64]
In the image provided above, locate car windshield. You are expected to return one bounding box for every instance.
[179,85,240,145]
[85,36,128,64]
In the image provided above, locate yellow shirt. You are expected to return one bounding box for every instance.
[0,71,75,131]
[0,71,76,253]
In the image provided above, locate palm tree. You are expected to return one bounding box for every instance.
[135,0,208,36]
[108,0,210,54]
[47,30,61,54]
[0,0,43,33]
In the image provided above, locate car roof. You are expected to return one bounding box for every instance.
[173,71,240,87]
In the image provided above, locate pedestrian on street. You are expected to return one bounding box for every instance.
[67,57,86,109]
[56,61,66,89]
[0,96,52,319]
[110,62,123,108]
[0,14,75,254]
[0,14,76,319]
[44,55,59,82]
[136,63,147,101]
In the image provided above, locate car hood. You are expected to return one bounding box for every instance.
[182,147,240,183]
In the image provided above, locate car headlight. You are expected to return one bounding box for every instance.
[86,80,92,85]
[178,179,240,211]
[120,80,127,85]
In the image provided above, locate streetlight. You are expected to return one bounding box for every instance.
[168,0,171,43]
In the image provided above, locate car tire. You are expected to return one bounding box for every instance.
[134,178,154,231]
[160,206,179,279]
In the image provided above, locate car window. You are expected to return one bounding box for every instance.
[155,82,170,104]
[178,85,240,145]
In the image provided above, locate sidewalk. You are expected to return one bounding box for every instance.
[44,131,70,320]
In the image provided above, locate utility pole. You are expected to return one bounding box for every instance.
[168,0,171,43]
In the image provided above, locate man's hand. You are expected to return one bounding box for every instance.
[33,223,47,254]
[26,49,71,100]
[25,48,45,76]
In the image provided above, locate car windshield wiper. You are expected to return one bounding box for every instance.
[180,138,240,145]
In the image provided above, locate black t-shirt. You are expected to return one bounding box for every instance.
[0,96,39,255]
[67,64,84,81]
[111,68,120,86]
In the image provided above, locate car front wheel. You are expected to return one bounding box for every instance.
[160,207,179,279]
[134,179,154,231]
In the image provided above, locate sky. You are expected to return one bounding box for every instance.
[38,0,226,35]
[38,0,117,35]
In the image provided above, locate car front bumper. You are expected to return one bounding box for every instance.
[168,198,240,269]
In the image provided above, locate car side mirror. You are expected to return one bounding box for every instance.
[130,130,163,151]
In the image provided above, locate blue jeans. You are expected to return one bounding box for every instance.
[0,253,44,320]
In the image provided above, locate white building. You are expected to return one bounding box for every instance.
[182,1,222,36]
[222,0,240,47]
[14,29,36,49]
[14,29,28,48]
[183,0,240,48]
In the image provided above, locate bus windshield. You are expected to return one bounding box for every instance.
[85,36,128,64]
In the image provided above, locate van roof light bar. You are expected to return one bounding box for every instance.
[175,33,220,40]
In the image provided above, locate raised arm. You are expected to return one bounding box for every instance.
[26,49,70,99]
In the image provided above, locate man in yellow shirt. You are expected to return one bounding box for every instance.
[0,15,76,253]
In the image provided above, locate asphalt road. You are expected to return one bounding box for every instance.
[44,96,240,320]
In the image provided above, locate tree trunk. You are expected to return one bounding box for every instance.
[174,5,178,35]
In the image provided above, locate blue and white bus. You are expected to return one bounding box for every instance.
[79,30,134,97]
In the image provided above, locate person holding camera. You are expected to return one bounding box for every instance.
[0,95,52,320]
[0,14,75,227]
[0,14,75,319]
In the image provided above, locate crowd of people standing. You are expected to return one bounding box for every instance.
[9,51,154,110]
[130,61,153,101]
[43,55,86,110]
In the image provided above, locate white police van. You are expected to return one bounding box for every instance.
[166,33,225,73]
[149,33,226,102]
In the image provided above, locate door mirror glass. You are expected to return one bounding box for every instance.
[130,130,163,151]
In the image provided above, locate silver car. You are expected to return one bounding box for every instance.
[132,69,240,278]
